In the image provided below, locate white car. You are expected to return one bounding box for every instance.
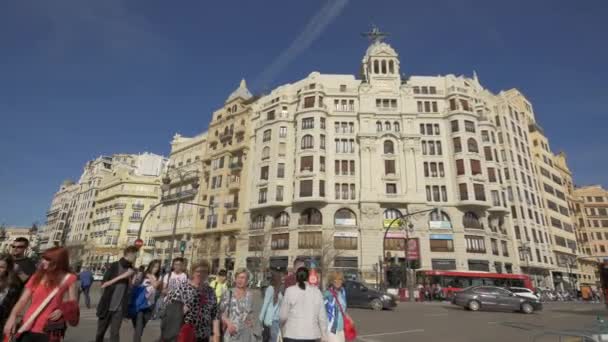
[508,287,539,301]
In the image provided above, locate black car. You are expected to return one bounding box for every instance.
[343,280,397,311]
[452,286,542,314]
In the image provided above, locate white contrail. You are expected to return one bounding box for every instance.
[254,0,349,90]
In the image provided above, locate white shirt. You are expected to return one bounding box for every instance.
[162,272,188,292]
[279,282,328,340]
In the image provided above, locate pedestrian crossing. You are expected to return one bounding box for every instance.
[78,309,160,325]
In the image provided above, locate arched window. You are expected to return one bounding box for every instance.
[381,60,387,74]
[394,122,400,132]
[273,211,290,227]
[262,146,270,160]
[384,208,402,220]
[384,140,395,154]
[429,210,452,229]
[385,121,391,131]
[232,104,237,112]
[388,60,395,74]
[299,208,322,225]
[373,60,379,74]
[335,208,357,226]
[376,121,382,132]
[251,215,265,230]
[467,138,479,153]
[463,211,483,229]
[301,135,314,149]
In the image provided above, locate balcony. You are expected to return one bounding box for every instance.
[162,189,198,202]
[229,162,243,170]
[129,216,142,222]
[219,130,234,141]
[114,203,126,209]
[132,203,144,210]
[127,228,139,235]
[224,202,239,209]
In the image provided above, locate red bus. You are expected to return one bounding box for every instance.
[417,270,533,298]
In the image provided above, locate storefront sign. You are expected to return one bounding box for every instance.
[383,218,404,228]
[429,221,452,230]
[334,231,358,237]
[430,234,453,240]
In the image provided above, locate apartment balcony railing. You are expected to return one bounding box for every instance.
[129,216,142,222]
[224,202,239,209]
[229,162,243,170]
[114,203,127,209]
[162,189,198,201]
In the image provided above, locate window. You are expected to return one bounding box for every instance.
[279,126,287,138]
[474,184,486,201]
[299,208,322,225]
[464,212,482,229]
[300,156,314,172]
[484,147,493,161]
[453,137,462,153]
[465,236,486,253]
[467,138,479,153]
[251,215,265,230]
[488,168,496,182]
[263,129,271,142]
[464,120,475,133]
[470,160,481,175]
[299,232,322,249]
[276,185,284,201]
[386,183,397,194]
[301,135,314,149]
[260,166,269,180]
[320,117,326,129]
[319,180,325,197]
[303,96,315,109]
[266,110,275,120]
[456,159,465,175]
[451,120,459,132]
[271,233,289,250]
[302,117,314,129]
[384,140,394,154]
[278,143,286,156]
[320,156,325,172]
[385,121,391,131]
[335,209,357,226]
[501,241,509,256]
[385,160,396,175]
[273,212,290,227]
[481,130,489,142]
[277,163,285,178]
[455,183,467,201]
[258,188,267,204]
[491,239,499,255]
[394,122,400,132]
[468,260,489,272]
[299,180,313,197]
[376,121,382,132]
[262,146,270,160]
[320,134,326,149]
[334,236,358,250]
[430,238,454,252]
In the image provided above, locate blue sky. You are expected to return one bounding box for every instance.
[1,0,607,226]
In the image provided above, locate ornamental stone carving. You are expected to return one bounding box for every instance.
[361,205,380,218]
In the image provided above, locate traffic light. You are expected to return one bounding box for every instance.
[179,240,187,254]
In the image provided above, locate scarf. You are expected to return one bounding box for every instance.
[325,288,345,334]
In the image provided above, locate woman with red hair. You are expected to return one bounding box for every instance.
[3,247,79,342]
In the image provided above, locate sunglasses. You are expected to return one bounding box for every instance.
[11,245,26,249]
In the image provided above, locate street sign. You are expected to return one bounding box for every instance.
[134,238,144,249]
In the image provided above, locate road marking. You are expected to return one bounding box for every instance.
[358,329,425,338]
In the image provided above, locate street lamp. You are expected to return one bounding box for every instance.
[136,167,215,274]
[382,207,440,302]
[518,242,531,283]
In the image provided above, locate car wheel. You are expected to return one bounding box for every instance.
[370,298,383,311]
[468,300,481,312]
[521,302,534,314]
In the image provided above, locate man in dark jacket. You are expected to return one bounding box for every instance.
[95,246,137,342]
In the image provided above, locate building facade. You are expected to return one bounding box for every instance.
[41,180,79,250]
[0,226,39,255]
[241,37,545,284]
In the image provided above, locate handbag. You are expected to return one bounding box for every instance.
[177,323,195,342]
[330,289,357,341]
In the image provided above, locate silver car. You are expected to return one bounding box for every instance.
[452,286,542,314]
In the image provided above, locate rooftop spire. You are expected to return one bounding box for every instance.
[361,25,389,44]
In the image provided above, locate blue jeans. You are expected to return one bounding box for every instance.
[270,320,280,342]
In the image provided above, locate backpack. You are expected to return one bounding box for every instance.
[128,285,150,318]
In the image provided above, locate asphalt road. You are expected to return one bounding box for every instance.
[65,284,608,342]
